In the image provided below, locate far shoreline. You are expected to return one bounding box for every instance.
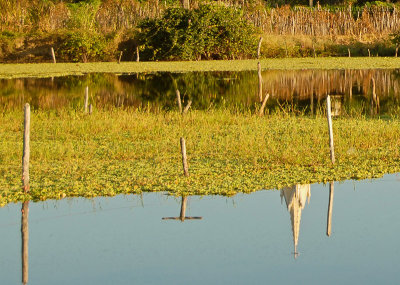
[1,57,400,79]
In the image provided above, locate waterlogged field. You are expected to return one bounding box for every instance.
[1,109,400,206]
[1,58,400,79]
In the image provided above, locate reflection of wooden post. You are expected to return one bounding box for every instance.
[180,138,189,176]
[176,89,182,113]
[50,47,56,64]
[258,62,263,102]
[118,51,123,64]
[84,86,89,113]
[326,95,335,164]
[21,201,29,285]
[326,182,334,236]
[259,93,269,116]
[183,100,192,114]
[162,196,202,222]
[22,104,30,192]
[180,196,187,221]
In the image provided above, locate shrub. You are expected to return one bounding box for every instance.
[137,5,259,61]
[59,31,106,62]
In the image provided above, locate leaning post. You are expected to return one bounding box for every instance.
[326,95,335,164]
[22,103,30,192]
[50,47,56,64]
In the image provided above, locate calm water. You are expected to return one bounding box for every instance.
[1,69,400,116]
[1,174,399,284]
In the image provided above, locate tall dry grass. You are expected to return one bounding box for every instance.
[1,0,399,40]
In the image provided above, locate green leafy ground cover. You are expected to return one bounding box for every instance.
[1,109,400,206]
[1,57,400,79]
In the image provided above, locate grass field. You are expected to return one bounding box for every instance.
[1,57,400,79]
[1,108,400,206]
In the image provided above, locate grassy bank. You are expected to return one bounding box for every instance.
[1,109,400,206]
[2,57,400,79]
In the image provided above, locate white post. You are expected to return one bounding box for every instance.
[326,95,335,164]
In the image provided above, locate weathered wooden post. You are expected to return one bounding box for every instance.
[50,47,56,64]
[180,137,189,176]
[118,51,123,64]
[313,44,316,58]
[348,48,351,57]
[257,37,263,59]
[21,201,29,285]
[326,95,335,164]
[89,104,93,115]
[136,46,140,62]
[22,103,30,192]
[258,62,263,102]
[368,48,371,57]
[84,86,89,113]
[326,182,334,236]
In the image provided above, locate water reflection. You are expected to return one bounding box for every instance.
[21,201,29,285]
[281,182,336,257]
[162,196,202,222]
[326,182,334,237]
[281,184,311,257]
[1,69,400,116]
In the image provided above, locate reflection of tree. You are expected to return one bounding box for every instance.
[2,69,400,116]
[21,201,29,285]
[162,196,202,222]
[281,184,311,258]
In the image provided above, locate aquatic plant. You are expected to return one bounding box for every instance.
[1,108,400,206]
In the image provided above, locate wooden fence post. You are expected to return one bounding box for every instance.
[50,47,56,64]
[180,138,189,176]
[84,86,89,113]
[326,95,335,164]
[22,103,30,192]
[136,46,140,62]
[257,37,263,59]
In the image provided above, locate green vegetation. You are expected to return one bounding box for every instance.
[1,58,400,79]
[59,31,106,62]
[1,108,400,206]
[138,5,258,60]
